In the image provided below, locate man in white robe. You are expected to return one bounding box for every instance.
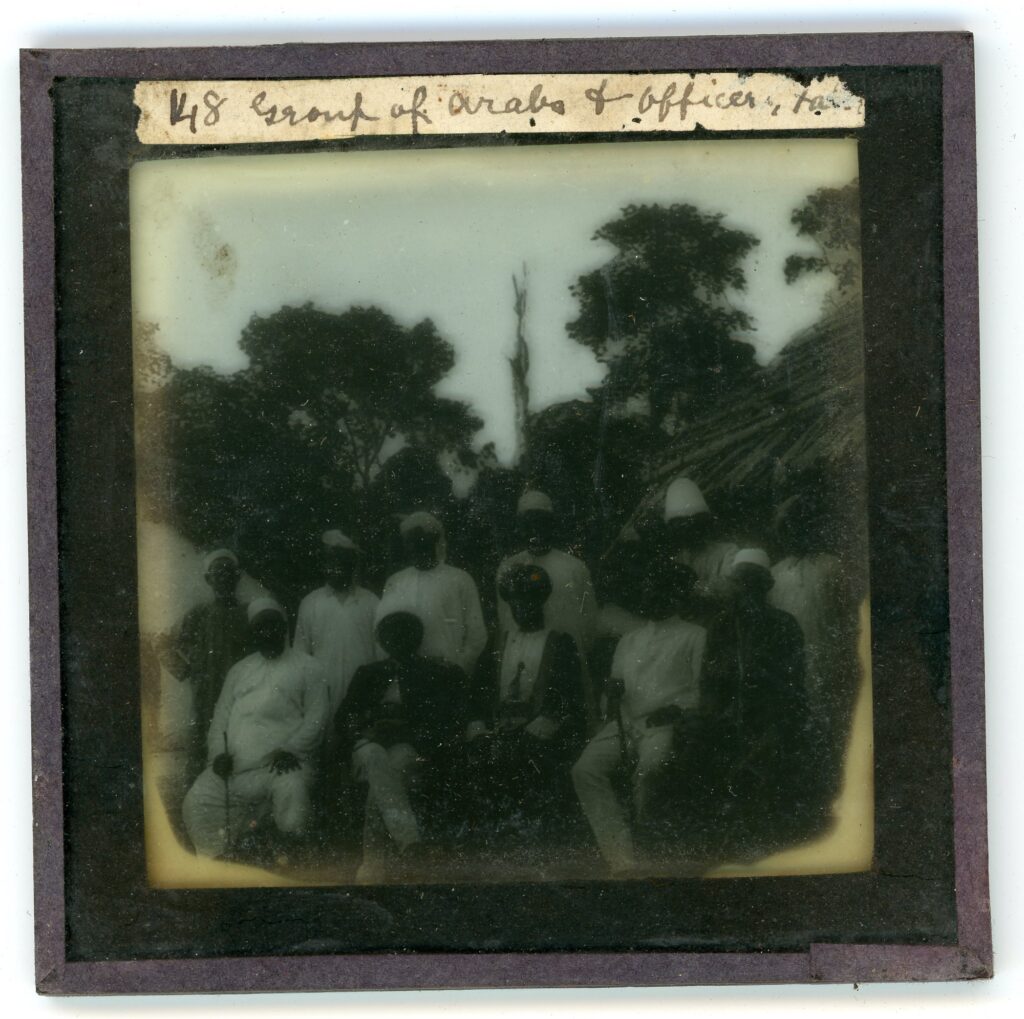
[497,490,597,647]
[376,511,487,675]
[663,476,739,611]
[293,530,380,721]
[182,598,330,859]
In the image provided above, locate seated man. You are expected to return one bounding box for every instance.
[467,563,586,848]
[571,562,706,875]
[182,598,329,862]
[338,611,468,884]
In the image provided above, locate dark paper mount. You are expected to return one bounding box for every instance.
[22,33,988,994]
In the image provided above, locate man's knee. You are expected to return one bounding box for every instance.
[272,770,313,833]
[352,741,390,779]
[572,745,612,792]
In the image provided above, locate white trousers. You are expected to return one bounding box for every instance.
[351,741,422,882]
[182,762,313,858]
[571,720,675,870]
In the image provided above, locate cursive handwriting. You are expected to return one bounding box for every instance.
[152,74,863,142]
[250,90,379,131]
[448,83,566,118]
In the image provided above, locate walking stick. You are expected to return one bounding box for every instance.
[609,683,638,828]
[222,731,232,857]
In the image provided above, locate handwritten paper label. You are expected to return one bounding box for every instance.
[134,73,864,144]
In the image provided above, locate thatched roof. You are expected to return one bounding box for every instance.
[636,301,867,517]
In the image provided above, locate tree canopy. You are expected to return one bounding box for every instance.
[149,304,482,604]
[567,203,761,427]
[240,304,481,489]
[784,180,862,301]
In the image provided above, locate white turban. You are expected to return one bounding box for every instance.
[202,548,238,573]
[730,548,771,574]
[516,489,554,515]
[664,477,710,521]
[246,597,287,624]
[321,529,359,551]
[399,511,444,537]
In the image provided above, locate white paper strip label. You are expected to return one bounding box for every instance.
[134,73,865,143]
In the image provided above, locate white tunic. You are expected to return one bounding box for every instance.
[376,563,487,674]
[611,617,707,723]
[497,547,598,650]
[769,553,857,705]
[293,584,380,717]
[206,648,329,773]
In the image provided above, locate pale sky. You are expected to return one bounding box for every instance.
[131,138,858,463]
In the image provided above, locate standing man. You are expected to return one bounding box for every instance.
[663,476,739,614]
[702,548,816,853]
[376,511,487,675]
[338,611,469,883]
[769,495,860,792]
[571,562,707,875]
[293,530,380,722]
[167,548,252,782]
[497,490,598,719]
[182,598,330,861]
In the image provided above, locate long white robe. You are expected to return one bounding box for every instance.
[293,584,380,718]
[183,648,329,856]
[376,563,487,674]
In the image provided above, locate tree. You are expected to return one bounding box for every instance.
[240,304,481,491]
[567,203,761,428]
[526,397,658,557]
[784,180,862,303]
[151,303,482,604]
[508,266,531,469]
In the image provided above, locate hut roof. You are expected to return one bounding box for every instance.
[636,300,866,516]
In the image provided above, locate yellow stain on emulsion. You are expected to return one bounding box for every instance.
[143,725,303,889]
[704,598,874,878]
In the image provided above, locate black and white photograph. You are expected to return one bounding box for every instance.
[130,137,873,888]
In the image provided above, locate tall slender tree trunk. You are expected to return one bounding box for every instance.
[509,265,531,472]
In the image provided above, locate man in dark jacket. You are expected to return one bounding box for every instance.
[467,562,586,850]
[337,610,468,883]
[699,547,816,855]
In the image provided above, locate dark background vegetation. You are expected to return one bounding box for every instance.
[135,181,864,616]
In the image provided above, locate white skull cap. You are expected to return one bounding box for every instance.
[663,476,709,521]
[399,511,444,536]
[321,529,359,551]
[203,548,238,573]
[517,489,554,515]
[247,596,287,624]
[730,548,772,574]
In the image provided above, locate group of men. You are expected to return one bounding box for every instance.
[168,475,860,880]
